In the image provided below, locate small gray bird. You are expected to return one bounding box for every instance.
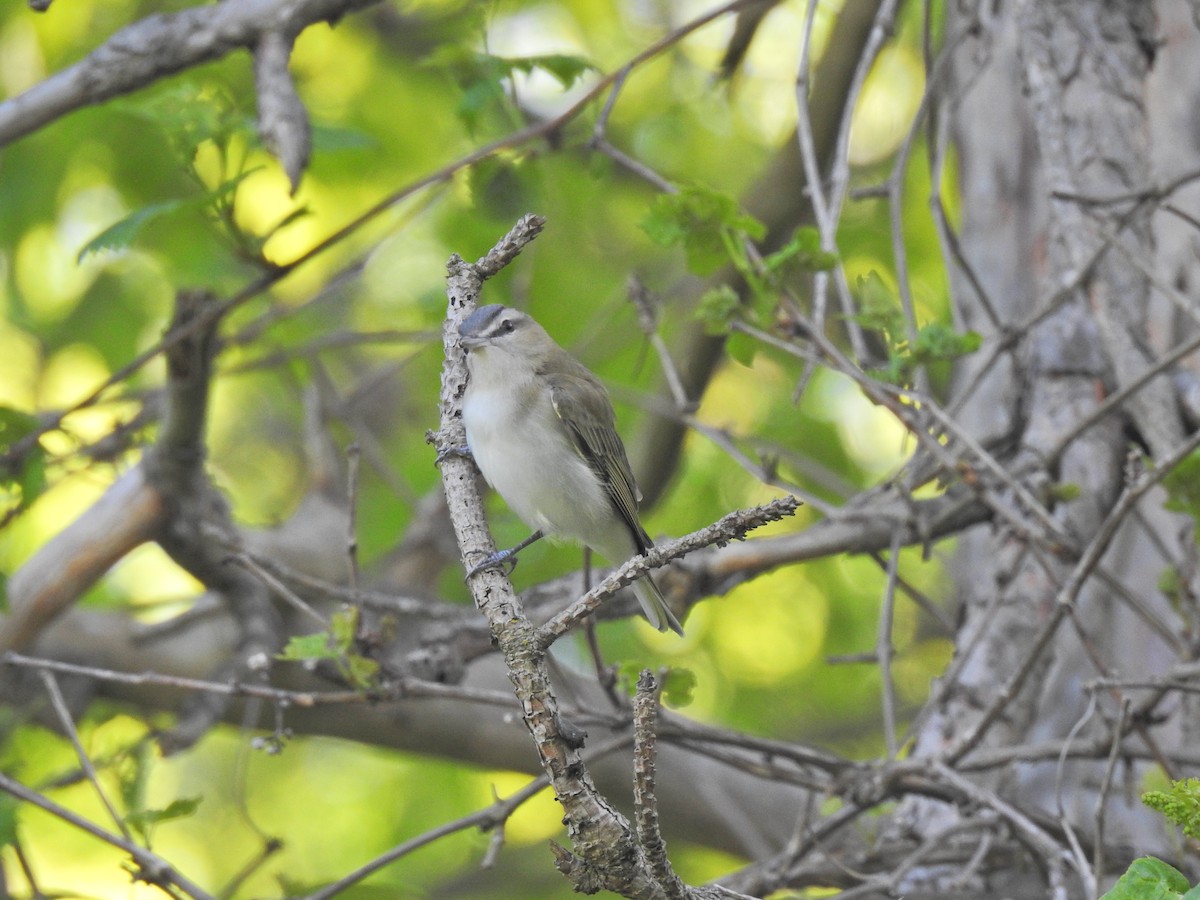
[458,304,684,635]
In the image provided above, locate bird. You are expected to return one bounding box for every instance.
[457,303,685,635]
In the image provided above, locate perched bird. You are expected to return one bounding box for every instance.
[458,304,684,635]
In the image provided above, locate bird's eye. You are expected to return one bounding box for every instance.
[499,319,516,334]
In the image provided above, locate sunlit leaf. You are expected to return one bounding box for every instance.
[126,797,202,842]
[75,200,185,263]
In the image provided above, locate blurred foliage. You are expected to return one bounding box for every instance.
[0,0,959,896]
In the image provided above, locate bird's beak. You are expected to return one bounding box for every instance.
[459,334,485,351]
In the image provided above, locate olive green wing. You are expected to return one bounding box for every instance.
[546,370,652,554]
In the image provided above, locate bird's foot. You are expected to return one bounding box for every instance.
[435,443,473,467]
[465,548,520,579]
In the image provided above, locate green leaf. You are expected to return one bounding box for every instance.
[726,331,758,368]
[113,81,251,161]
[695,285,741,336]
[1047,482,1081,503]
[18,450,45,509]
[345,653,381,689]
[0,408,48,516]
[912,322,978,362]
[851,271,903,337]
[278,632,337,663]
[329,606,359,648]
[0,794,18,847]
[457,77,507,133]
[126,797,202,842]
[0,406,40,445]
[279,609,379,690]
[660,668,696,708]
[764,226,837,276]
[426,49,597,133]
[1099,857,1190,900]
[1163,451,1200,525]
[77,169,258,262]
[642,185,765,277]
[511,53,596,89]
[75,200,184,263]
[1143,778,1200,840]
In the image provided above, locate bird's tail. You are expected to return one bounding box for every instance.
[633,575,685,636]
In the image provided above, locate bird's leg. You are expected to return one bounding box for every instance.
[466,530,545,579]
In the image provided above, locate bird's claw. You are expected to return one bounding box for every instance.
[465,549,519,580]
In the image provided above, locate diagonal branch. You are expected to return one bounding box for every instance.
[0,0,380,148]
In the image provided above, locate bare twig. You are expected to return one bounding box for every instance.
[632,671,687,898]
[0,771,214,900]
[538,496,801,642]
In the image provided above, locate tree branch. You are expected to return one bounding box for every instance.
[0,0,380,148]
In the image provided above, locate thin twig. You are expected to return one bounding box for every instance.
[0,771,213,900]
[37,670,133,841]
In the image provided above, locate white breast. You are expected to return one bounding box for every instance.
[462,362,635,561]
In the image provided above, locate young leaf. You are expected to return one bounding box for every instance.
[76,200,185,263]
[1143,777,1200,840]
[695,285,742,335]
[1163,451,1200,526]
[851,271,903,337]
[726,331,758,368]
[642,185,766,277]
[126,797,202,843]
[1098,857,1189,900]
[426,49,596,133]
[661,668,696,708]
[77,169,258,262]
[278,632,337,663]
[764,226,837,276]
[511,54,596,89]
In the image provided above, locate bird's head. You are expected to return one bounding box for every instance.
[458,305,557,368]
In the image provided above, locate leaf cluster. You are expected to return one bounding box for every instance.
[1143,778,1200,841]
[643,183,836,365]
[852,271,981,385]
[277,606,381,690]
